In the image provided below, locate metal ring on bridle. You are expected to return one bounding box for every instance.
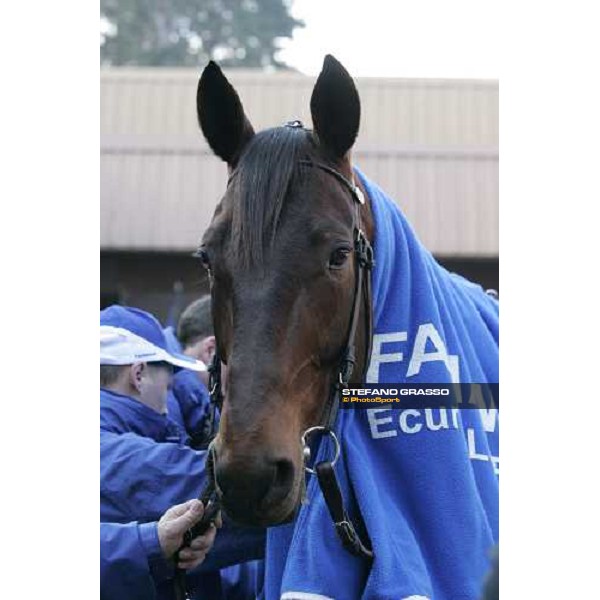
[301,426,341,475]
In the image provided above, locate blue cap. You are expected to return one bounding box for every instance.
[100,305,205,372]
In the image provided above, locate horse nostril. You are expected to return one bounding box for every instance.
[215,455,296,514]
[258,458,296,510]
[272,458,295,493]
[215,458,277,507]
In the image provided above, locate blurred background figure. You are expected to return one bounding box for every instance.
[176,295,216,387]
[481,546,499,600]
[164,295,217,449]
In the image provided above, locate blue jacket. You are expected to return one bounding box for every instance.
[262,169,499,600]
[163,327,213,446]
[100,521,170,600]
[100,388,264,599]
[171,369,212,447]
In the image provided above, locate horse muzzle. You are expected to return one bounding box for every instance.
[214,450,299,526]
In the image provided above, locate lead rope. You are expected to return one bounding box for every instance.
[173,355,224,599]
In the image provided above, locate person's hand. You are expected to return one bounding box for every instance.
[157,499,220,570]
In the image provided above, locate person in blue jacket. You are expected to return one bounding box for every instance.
[164,295,216,448]
[101,499,218,600]
[100,305,264,599]
[176,295,216,383]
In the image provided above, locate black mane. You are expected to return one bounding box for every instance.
[230,126,316,267]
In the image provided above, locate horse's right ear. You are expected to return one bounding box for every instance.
[197,61,254,166]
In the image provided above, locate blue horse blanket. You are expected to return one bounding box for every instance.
[260,168,499,600]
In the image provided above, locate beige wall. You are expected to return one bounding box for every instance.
[101,69,498,256]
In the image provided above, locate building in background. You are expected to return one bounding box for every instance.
[101,69,498,321]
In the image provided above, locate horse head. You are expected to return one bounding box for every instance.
[197,55,374,526]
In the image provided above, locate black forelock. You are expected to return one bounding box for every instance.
[229,126,317,267]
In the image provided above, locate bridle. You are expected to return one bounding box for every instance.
[295,154,375,561]
[174,122,375,597]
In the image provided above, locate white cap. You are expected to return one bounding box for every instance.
[100,326,206,372]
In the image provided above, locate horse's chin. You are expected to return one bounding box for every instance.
[221,486,302,527]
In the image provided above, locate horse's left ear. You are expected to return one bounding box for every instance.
[310,55,360,160]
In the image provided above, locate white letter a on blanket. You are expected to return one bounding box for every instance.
[407,324,460,383]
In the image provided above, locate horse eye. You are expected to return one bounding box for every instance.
[195,247,211,271]
[328,248,351,269]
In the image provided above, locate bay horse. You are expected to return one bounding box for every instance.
[196,55,375,528]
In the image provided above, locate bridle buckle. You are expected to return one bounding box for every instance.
[355,230,375,270]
